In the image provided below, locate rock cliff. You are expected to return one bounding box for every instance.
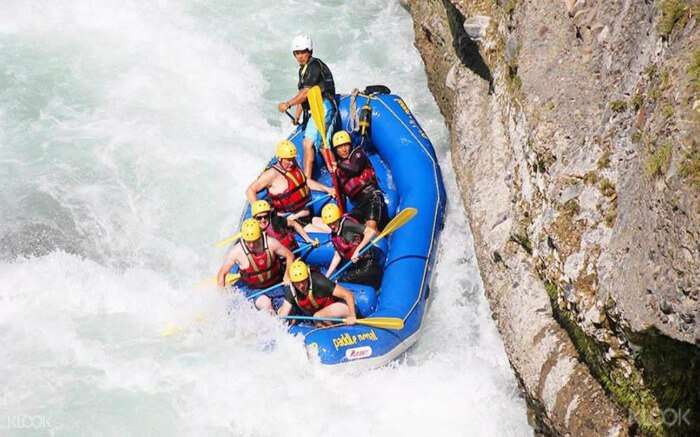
[402,1,700,435]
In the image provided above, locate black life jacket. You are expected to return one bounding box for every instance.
[298,57,336,101]
[289,276,336,315]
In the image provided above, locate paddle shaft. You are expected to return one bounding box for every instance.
[283,315,345,324]
[281,193,330,217]
[284,109,297,124]
[215,194,329,248]
[307,86,345,214]
[282,315,404,330]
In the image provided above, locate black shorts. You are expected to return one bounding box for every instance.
[350,189,387,228]
[337,247,384,289]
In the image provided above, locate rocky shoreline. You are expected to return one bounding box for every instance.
[402,1,700,435]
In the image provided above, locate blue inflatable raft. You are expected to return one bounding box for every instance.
[237,89,446,368]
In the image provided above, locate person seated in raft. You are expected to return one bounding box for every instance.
[321,203,383,289]
[250,199,319,252]
[246,139,333,230]
[277,259,357,327]
[331,130,388,231]
[217,218,294,312]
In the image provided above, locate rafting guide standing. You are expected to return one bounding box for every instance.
[277,34,336,179]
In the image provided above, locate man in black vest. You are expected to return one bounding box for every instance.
[277,34,336,179]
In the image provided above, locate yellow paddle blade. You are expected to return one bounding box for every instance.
[356,317,404,330]
[161,312,206,337]
[374,207,417,244]
[194,273,240,289]
[225,273,241,286]
[161,323,183,337]
[307,85,329,149]
[195,276,216,288]
[215,232,241,248]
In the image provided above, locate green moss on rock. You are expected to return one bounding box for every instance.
[645,142,673,177]
[658,0,689,38]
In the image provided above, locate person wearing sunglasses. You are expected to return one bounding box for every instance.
[250,199,319,252]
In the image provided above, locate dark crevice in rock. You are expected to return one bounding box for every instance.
[545,281,700,436]
[441,0,494,93]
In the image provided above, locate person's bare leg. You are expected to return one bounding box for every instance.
[254,295,273,313]
[315,302,350,319]
[302,138,315,179]
[304,216,331,233]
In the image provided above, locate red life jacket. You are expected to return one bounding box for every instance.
[331,215,363,261]
[264,215,298,251]
[268,164,311,213]
[239,234,283,289]
[336,149,377,199]
[290,278,336,315]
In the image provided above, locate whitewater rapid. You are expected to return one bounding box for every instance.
[0,1,532,435]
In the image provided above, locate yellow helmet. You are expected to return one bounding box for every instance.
[251,200,272,217]
[321,203,342,225]
[332,130,351,148]
[289,259,310,282]
[240,218,262,242]
[276,140,297,159]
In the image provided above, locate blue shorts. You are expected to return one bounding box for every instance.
[304,97,335,148]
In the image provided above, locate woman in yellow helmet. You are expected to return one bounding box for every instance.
[321,203,383,289]
[246,140,335,227]
[216,218,295,311]
[277,259,357,327]
[331,130,388,231]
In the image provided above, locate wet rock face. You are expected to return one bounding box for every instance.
[406,0,700,436]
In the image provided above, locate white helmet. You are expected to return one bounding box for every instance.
[291,34,313,52]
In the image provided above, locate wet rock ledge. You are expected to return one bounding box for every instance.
[403,1,700,436]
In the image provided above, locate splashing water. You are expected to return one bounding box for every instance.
[0,1,532,435]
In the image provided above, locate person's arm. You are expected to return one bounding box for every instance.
[306,178,335,196]
[351,225,377,263]
[286,208,310,222]
[216,248,239,288]
[331,283,357,324]
[278,88,310,113]
[294,104,303,124]
[246,169,274,204]
[288,217,316,245]
[271,239,294,284]
[279,60,322,112]
[325,251,342,278]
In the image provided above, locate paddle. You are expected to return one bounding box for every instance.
[245,280,286,302]
[282,315,404,330]
[214,194,331,248]
[329,207,418,281]
[215,232,242,249]
[307,85,344,214]
[284,109,297,124]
